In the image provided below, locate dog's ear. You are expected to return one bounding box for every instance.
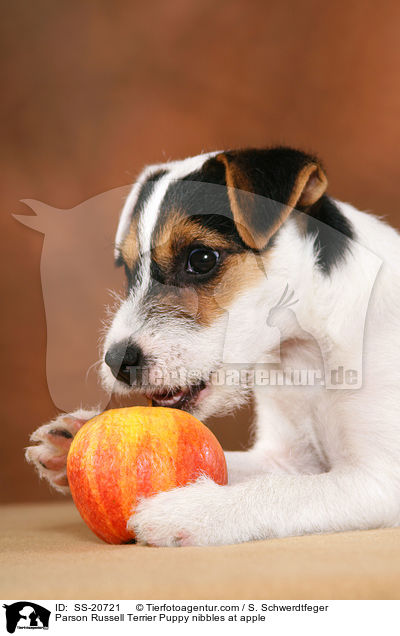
[216,147,327,250]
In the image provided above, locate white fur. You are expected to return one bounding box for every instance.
[28,151,400,546]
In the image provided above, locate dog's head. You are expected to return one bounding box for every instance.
[101,147,328,419]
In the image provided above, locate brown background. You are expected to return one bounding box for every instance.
[2,0,400,503]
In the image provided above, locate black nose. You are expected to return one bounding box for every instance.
[105,341,142,385]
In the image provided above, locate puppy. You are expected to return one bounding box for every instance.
[26,147,400,546]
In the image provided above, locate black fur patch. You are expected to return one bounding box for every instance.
[223,147,318,198]
[150,258,166,286]
[124,258,141,290]
[305,196,354,274]
[134,169,167,216]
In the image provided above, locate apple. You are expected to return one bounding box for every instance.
[67,406,227,544]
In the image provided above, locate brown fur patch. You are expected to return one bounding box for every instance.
[216,154,260,249]
[120,215,139,269]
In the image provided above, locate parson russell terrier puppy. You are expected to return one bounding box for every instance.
[26,147,400,546]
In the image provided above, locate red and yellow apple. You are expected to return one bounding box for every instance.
[67,406,227,544]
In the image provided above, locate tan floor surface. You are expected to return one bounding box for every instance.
[1,502,399,599]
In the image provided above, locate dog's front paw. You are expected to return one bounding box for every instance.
[127,476,234,547]
[25,409,98,493]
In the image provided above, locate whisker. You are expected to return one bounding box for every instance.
[85,358,103,383]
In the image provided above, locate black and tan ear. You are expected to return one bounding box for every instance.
[216,147,328,250]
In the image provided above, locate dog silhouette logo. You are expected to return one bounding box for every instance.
[3,602,50,633]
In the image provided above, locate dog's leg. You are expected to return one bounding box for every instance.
[130,464,399,547]
[224,450,270,484]
[224,449,304,484]
[225,393,324,484]
[25,408,99,493]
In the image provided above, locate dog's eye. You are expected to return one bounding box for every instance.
[186,248,220,275]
